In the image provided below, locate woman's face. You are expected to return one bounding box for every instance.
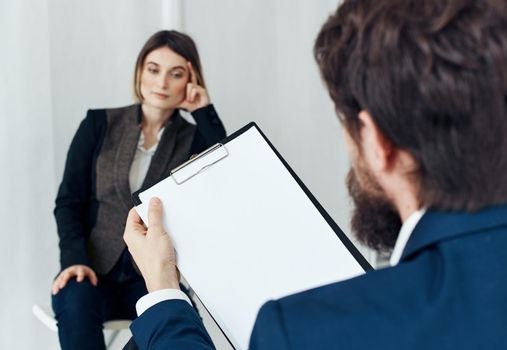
[140,46,189,111]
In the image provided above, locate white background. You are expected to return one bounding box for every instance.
[0,0,373,348]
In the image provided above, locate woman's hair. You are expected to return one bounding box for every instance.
[133,30,206,102]
[314,0,507,212]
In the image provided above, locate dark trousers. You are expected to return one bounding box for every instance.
[52,250,147,350]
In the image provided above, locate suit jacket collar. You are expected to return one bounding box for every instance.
[401,202,507,261]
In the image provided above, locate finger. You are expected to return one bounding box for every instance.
[186,83,193,102]
[76,268,84,282]
[124,210,146,246]
[126,208,143,226]
[59,270,70,287]
[87,269,98,286]
[190,88,198,103]
[52,270,67,292]
[125,209,144,234]
[59,272,72,290]
[52,278,61,295]
[147,197,164,235]
[188,61,197,85]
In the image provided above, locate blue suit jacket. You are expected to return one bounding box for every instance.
[130,203,507,349]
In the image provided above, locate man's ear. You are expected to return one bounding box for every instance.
[357,110,394,172]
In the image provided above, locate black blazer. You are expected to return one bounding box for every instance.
[54,104,226,272]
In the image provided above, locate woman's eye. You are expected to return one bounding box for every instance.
[147,67,159,74]
[171,72,183,78]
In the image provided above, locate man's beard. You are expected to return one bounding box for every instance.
[346,168,402,252]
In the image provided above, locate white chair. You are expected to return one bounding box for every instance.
[32,303,131,349]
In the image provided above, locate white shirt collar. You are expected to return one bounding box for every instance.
[389,209,426,266]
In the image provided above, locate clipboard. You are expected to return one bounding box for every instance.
[133,122,372,350]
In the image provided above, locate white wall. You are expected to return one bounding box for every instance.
[0,1,58,348]
[1,1,372,349]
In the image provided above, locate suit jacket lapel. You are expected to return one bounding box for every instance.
[141,112,184,190]
[114,105,141,210]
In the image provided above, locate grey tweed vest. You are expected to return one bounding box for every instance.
[88,105,195,275]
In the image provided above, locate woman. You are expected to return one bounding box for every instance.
[51,30,225,350]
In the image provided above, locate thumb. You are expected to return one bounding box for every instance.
[147,197,165,235]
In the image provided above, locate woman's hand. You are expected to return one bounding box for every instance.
[52,264,98,295]
[177,62,210,112]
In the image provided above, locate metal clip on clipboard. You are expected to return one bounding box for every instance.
[170,143,229,185]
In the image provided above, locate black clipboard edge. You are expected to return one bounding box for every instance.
[188,288,236,349]
[132,189,142,206]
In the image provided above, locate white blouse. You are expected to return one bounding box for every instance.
[129,127,165,193]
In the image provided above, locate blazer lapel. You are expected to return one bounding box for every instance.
[114,105,141,210]
[140,112,184,190]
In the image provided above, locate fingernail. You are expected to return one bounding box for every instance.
[151,197,161,206]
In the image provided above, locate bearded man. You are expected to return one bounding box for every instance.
[123,0,507,348]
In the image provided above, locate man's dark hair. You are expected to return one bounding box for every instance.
[314,0,507,211]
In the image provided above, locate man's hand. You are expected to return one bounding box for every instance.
[123,197,180,292]
[52,265,98,295]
